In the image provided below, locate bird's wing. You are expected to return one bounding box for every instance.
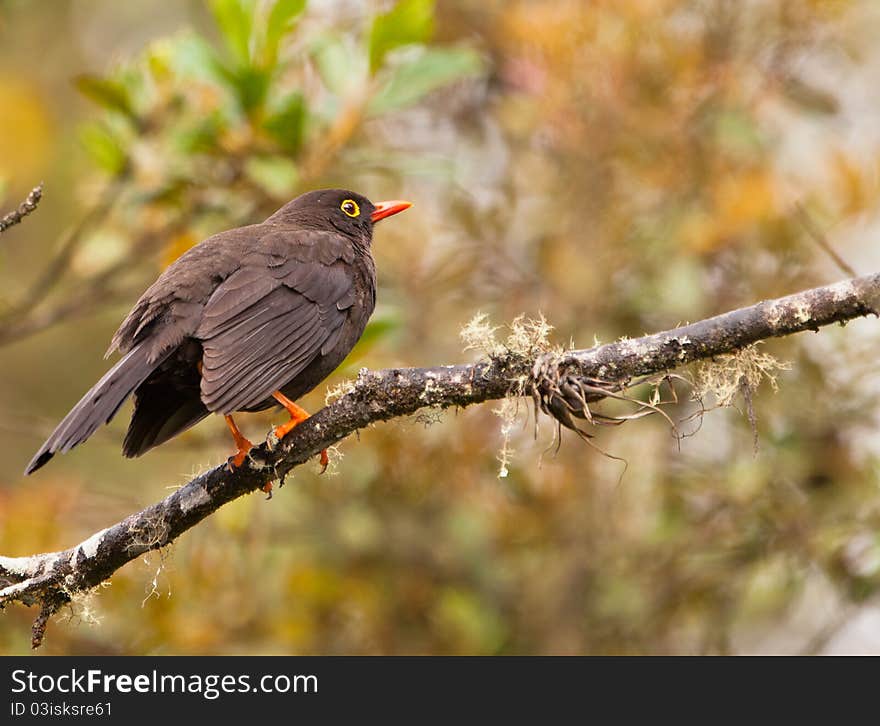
[108,224,265,360]
[196,231,357,414]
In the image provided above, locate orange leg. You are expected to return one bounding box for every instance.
[225,415,273,495]
[224,415,253,470]
[272,391,330,472]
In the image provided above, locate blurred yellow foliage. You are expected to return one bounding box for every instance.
[161,231,199,268]
[0,76,53,182]
[686,168,779,253]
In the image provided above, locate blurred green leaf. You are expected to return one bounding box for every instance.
[356,316,399,349]
[217,64,271,115]
[209,0,256,65]
[175,113,226,154]
[166,33,223,81]
[435,588,506,653]
[311,34,366,97]
[74,75,136,120]
[368,0,435,73]
[146,44,174,84]
[369,47,482,114]
[79,123,127,175]
[712,108,764,158]
[245,155,299,197]
[263,92,307,153]
[264,0,307,67]
[136,178,191,206]
[339,314,401,371]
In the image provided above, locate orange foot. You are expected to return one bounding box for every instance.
[272,391,329,473]
[224,415,253,471]
[225,416,273,498]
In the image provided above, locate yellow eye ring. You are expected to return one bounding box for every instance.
[341,199,360,217]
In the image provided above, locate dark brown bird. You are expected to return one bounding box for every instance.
[25,189,411,478]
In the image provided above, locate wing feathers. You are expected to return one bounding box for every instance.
[197,269,280,339]
[208,314,326,411]
[197,260,353,414]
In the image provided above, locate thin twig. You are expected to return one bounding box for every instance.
[0,183,43,234]
[794,202,857,278]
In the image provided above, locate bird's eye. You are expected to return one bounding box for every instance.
[341,199,360,217]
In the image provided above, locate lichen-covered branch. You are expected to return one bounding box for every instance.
[3,271,880,648]
[553,275,880,378]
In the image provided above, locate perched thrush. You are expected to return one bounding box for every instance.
[25,189,411,476]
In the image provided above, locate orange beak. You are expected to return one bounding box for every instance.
[371,200,412,223]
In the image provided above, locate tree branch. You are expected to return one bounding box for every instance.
[0,183,43,234]
[3,272,879,648]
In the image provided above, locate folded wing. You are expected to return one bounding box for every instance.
[197,251,355,414]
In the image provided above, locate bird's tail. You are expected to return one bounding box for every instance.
[24,343,165,475]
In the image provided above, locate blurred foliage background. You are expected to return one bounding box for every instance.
[3,0,880,654]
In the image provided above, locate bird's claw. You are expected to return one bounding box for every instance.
[226,450,249,472]
[273,464,288,489]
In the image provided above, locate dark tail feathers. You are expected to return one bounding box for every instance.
[122,389,209,458]
[25,344,165,475]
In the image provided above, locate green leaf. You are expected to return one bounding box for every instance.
[712,108,764,158]
[311,34,366,97]
[245,156,299,197]
[79,123,127,175]
[339,313,401,370]
[264,0,307,67]
[175,113,226,154]
[208,0,256,65]
[263,92,307,154]
[137,179,190,206]
[368,0,435,73]
[369,47,482,114]
[74,75,136,120]
[166,33,223,81]
[146,43,174,84]
[217,64,271,114]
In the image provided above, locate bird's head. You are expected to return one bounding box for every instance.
[267,188,412,239]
